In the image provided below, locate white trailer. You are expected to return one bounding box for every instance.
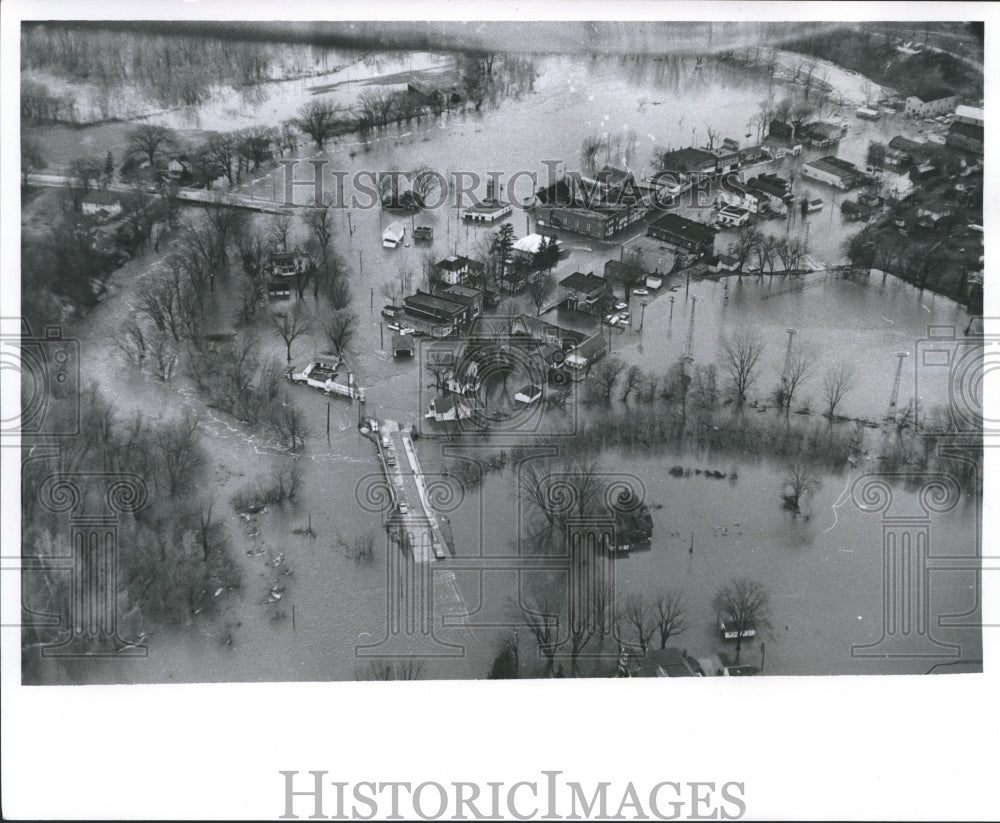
[382,221,406,248]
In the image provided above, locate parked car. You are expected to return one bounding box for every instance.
[632,288,649,296]
[385,453,396,467]
[397,500,409,515]
[614,301,628,311]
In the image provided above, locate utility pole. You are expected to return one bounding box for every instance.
[781,327,797,389]
[684,296,697,362]
[886,351,909,422]
[359,250,363,277]
[669,295,675,323]
[639,299,648,336]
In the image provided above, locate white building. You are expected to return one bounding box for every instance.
[904,93,960,117]
[954,105,984,127]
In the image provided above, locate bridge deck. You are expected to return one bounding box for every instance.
[379,420,449,562]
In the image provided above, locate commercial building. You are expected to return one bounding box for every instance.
[946,120,984,155]
[800,156,867,190]
[646,213,716,255]
[904,92,961,117]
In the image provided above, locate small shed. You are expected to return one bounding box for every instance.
[392,334,415,358]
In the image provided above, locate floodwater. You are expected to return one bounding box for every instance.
[32,45,980,684]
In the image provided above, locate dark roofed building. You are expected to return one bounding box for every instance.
[629,647,703,678]
[655,147,717,176]
[646,213,716,255]
[441,284,484,318]
[888,136,933,161]
[946,120,984,155]
[558,271,609,313]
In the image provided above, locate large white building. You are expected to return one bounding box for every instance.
[904,93,961,117]
[954,105,984,127]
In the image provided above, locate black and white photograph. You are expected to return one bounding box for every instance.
[2,3,996,820]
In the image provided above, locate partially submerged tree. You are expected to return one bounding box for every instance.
[712,577,770,663]
[721,329,764,405]
[781,463,821,513]
[822,363,854,420]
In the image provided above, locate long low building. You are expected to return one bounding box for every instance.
[800,156,868,190]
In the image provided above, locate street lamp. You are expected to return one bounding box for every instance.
[639,299,648,336]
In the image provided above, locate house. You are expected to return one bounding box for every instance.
[888,136,933,164]
[904,92,961,117]
[800,156,867,189]
[646,213,716,256]
[717,206,750,228]
[563,332,608,378]
[426,393,477,422]
[166,157,191,183]
[718,179,759,213]
[711,254,739,273]
[402,290,469,334]
[440,284,484,318]
[946,120,984,155]
[749,172,793,202]
[392,334,414,358]
[514,384,544,405]
[270,250,310,277]
[80,190,123,221]
[435,255,471,286]
[953,105,984,128]
[559,271,609,314]
[883,147,912,169]
[799,121,842,148]
[628,647,703,678]
[461,177,512,222]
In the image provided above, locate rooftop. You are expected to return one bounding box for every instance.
[955,105,984,122]
[948,120,984,141]
[436,255,469,271]
[655,146,716,172]
[648,212,716,245]
[404,290,467,318]
[559,271,607,293]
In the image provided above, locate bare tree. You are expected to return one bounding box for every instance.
[267,212,294,253]
[296,100,343,149]
[127,124,176,169]
[517,589,558,675]
[721,329,764,404]
[155,411,203,496]
[271,307,310,364]
[525,273,556,316]
[733,226,761,274]
[777,351,812,411]
[324,310,357,357]
[619,365,643,402]
[822,364,854,419]
[618,593,656,652]
[712,577,770,663]
[781,463,820,513]
[652,592,687,649]
[587,355,624,403]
